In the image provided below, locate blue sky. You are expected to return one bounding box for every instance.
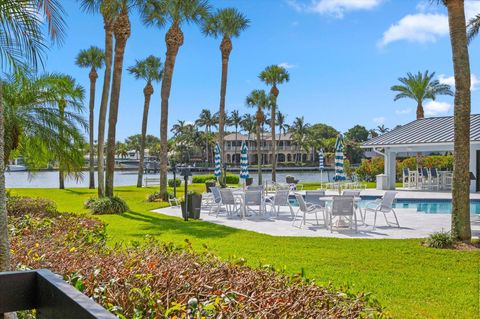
[43,0,480,140]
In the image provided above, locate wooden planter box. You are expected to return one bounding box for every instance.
[0,269,115,318]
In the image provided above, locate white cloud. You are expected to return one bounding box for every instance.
[395,108,412,115]
[438,73,480,91]
[287,0,383,18]
[373,116,385,124]
[379,13,448,47]
[278,62,295,69]
[379,1,480,47]
[424,101,452,116]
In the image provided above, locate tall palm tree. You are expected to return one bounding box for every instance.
[444,0,472,241]
[195,109,217,163]
[246,89,268,185]
[241,114,256,141]
[390,71,453,119]
[141,0,210,199]
[75,46,105,189]
[40,74,86,189]
[259,65,290,182]
[80,0,120,197]
[105,0,140,197]
[0,0,67,274]
[289,116,310,163]
[227,109,242,164]
[128,55,163,188]
[203,8,249,172]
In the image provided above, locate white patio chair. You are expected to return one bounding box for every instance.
[219,188,241,216]
[208,187,223,215]
[429,168,440,190]
[265,190,294,217]
[363,191,399,229]
[293,194,326,228]
[304,190,326,208]
[330,196,357,233]
[244,190,266,216]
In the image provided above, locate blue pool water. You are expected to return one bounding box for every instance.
[289,196,480,214]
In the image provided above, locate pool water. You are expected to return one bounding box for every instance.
[288,197,480,214]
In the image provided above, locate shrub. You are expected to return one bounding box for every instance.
[425,231,454,249]
[168,178,181,187]
[355,157,384,182]
[9,211,385,318]
[192,174,239,184]
[88,196,129,215]
[7,196,57,217]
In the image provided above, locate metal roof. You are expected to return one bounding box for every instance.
[362,114,480,147]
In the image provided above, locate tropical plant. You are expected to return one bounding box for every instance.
[39,74,86,189]
[390,70,453,119]
[246,89,268,185]
[195,109,217,163]
[80,0,120,197]
[0,0,67,273]
[289,116,310,163]
[75,46,105,189]
[259,65,289,182]
[128,55,163,187]
[443,0,472,241]
[227,109,242,164]
[376,124,389,134]
[141,0,211,199]
[203,7,249,174]
[276,111,289,135]
[241,114,256,141]
[115,142,128,158]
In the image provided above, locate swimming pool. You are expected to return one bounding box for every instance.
[289,196,480,214]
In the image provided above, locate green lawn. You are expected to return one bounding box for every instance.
[9,186,479,319]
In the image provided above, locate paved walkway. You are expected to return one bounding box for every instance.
[153,191,480,239]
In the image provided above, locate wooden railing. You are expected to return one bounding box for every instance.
[0,269,116,319]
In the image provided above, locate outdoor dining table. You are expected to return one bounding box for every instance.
[317,196,363,227]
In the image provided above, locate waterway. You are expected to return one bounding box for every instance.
[6,170,334,188]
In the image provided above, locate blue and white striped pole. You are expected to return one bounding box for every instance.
[334,135,346,182]
[319,148,325,184]
[240,141,249,188]
[214,143,222,181]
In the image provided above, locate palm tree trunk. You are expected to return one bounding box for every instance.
[88,68,97,189]
[416,101,424,119]
[446,0,472,241]
[160,24,184,199]
[97,18,113,197]
[137,83,153,188]
[105,11,131,198]
[234,127,238,164]
[270,87,278,182]
[205,128,209,164]
[0,82,10,273]
[256,110,263,185]
[219,36,232,179]
[59,102,65,190]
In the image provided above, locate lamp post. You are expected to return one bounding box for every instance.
[180,167,192,221]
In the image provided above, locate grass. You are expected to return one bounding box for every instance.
[9,185,479,319]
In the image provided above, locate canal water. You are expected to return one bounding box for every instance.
[6,170,334,188]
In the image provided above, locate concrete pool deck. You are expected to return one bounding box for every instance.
[152,190,480,239]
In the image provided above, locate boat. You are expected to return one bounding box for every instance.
[7,164,27,172]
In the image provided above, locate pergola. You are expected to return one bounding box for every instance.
[361,115,480,192]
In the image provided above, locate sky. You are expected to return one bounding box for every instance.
[42,0,480,141]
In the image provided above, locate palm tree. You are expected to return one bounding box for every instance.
[289,116,310,163]
[391,71,453,119]
[276,111,289,135]
[0,0,67,274]
[171,120,188,137]
[128,55,163,188]
[105,0,138,198]
[259,65,290,182]
[75,46,105,189]
[246,89,268,185]
[241,114,256,141]
[227,109,242,164]
[80,0,120,197]
[376,124,389,134]
[40,74,86,189]
[203,8,249,172]
[141,0,210,199]
[444,0,472,241]
[195,109,217,163]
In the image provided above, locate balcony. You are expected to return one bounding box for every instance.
[0,269,115,319]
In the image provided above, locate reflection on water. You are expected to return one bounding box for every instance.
[7,170,334,188]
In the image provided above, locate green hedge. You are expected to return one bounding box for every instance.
[192,174,239,184]
[168,178,181,187]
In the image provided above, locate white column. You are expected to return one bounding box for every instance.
[469,146,477,193]
[384,150,397,190]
